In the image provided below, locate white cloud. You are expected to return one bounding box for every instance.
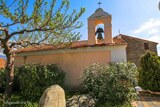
[148,28,159,34]
[147,35,160,43]
[0,52,5,56]
[134,18,160,34]
[158,50,160,56]
[147,35,160,56]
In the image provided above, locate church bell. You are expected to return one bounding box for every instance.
[95,27,104,40]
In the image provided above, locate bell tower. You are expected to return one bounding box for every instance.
[88,8,113,45]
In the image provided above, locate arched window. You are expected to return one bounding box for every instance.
[95,24,104,43]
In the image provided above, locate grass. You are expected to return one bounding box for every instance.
[97,102,132,107]
[0,93,38,107]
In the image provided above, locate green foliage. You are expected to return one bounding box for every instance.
[81,62,138,105]
[24,102,38,107]
[138,52,160,91]
[0,64,65,101]
[17,64,65,100]
[0,93,38,107]
[0,68,20,92]
[97,102,131,107]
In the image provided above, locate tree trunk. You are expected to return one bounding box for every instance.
[3,47,15,102]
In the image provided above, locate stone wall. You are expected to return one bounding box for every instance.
[120,35,158,66]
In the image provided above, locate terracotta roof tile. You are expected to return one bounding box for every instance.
[16,38,127,53]
[0,58,6,68]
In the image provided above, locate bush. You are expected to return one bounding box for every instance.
[138,52,160,91]
[0,64,65,101]
[81,62,138,105]
[0,68,20,93]
[17,64,65,100]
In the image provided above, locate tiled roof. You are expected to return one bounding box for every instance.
[114,34,158,44]
[16,38,127,53]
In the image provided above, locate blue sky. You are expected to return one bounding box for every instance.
[69,0,160,55]
[0,0,160,56]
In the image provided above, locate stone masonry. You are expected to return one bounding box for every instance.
[115,34,158,66]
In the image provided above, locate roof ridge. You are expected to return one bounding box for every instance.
[114,34,158,44]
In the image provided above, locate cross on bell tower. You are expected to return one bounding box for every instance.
[98,1,102,8]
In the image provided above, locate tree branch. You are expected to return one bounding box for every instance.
[1,22,20,27]
[0,0,17,10]
[10,41,22,48]
[10,27,54,37]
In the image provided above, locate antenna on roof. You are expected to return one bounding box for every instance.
[98,1,102,8]
[117,29,122,39]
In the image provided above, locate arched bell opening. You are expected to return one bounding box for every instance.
[95,24,105,44]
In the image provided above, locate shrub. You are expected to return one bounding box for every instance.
[0,68,20,93]
[17,64,65,100]
[138,52,160,91]
[81,62,138,105]
[0,64,65,101]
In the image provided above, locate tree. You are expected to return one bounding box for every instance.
[139,51,160,91]
[0,0,85,101]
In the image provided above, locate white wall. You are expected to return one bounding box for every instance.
[110,46,127,63]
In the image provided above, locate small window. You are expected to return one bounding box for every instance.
[144,43,149,50]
